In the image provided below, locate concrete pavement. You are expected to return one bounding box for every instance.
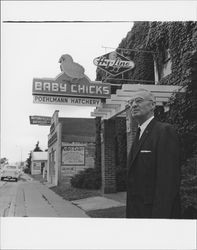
[23,181,88,217]
[1,174,126,217]
[33,181,89,217]
[4,175,88,217]
[72,195,126,211]
[21,173,127,217]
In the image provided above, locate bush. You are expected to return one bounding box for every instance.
[24,168,31,174]
[71,168,101,189]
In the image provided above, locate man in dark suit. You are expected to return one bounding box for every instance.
[126,89,181,218]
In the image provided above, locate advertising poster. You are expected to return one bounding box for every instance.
[62,146,85,165]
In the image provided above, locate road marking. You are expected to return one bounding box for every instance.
[7,183,18,216]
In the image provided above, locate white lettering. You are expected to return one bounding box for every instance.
[86,85,89,93]
[43,82,50,91]
[35,81,42,91]
[95,86,102,94]
[89,85,96,94]
[71,85,77,93]
[60,83,67,92]
[103,86,110,95]
[95,57,134,69]
[52,82,59,91]
[78,85,85,93]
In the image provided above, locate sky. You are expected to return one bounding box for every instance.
[1,1,196,163]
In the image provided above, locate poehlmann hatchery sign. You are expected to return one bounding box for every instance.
[32,54,111,106]
[93,51,135,76]
[33,95,101,107]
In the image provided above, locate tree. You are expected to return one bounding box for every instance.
[0,157,8,166]
[25,152,32,174]
[33,141,43,152]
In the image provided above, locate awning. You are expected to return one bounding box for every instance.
[91,84,185,120]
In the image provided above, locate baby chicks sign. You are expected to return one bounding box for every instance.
[32,54,111,104]
[93,51,135,76]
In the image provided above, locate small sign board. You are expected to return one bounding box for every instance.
[62,146,85,165]
[93,51,135,76]
[61,166,76,176]
[29,116,51,126]
[33,95,101,107]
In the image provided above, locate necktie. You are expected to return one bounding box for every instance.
[131,127,141,153]
[135,127,141,142]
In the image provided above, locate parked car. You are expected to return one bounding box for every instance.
[0,165,20,182]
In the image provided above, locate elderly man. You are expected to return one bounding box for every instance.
[126,89,181,218]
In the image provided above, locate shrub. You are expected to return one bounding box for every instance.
[71,168,101,189]
[24,167,31,174]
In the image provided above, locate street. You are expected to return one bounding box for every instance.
[0,173,88,217]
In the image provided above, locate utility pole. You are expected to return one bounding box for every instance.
[16,145,23,166]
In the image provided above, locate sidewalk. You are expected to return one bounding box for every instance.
[72,193,126,211]
[32,181,89,217]
[30,174,126,218]
[19,174,88,217]
[71,192,126,218]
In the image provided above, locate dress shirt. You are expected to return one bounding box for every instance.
[139,116,154,139]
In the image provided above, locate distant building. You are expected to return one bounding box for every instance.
[31,151,48,175]
[47,110,96,186]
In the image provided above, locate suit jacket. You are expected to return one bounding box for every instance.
[126,118,181,218]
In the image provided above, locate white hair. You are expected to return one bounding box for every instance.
[134,88,156,102]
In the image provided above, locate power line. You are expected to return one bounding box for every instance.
[102,46,155,54]
[3,20,133,24]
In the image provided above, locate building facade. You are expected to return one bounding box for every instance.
[31,151,48,175]
[93,21,197,216]
[47,110,96,186]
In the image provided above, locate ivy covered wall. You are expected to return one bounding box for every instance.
[119,21,197,160]
[96,21,197,217]
[119,21,197,216]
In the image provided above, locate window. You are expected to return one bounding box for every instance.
[160,49,172,78]
[154,49,172,84]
